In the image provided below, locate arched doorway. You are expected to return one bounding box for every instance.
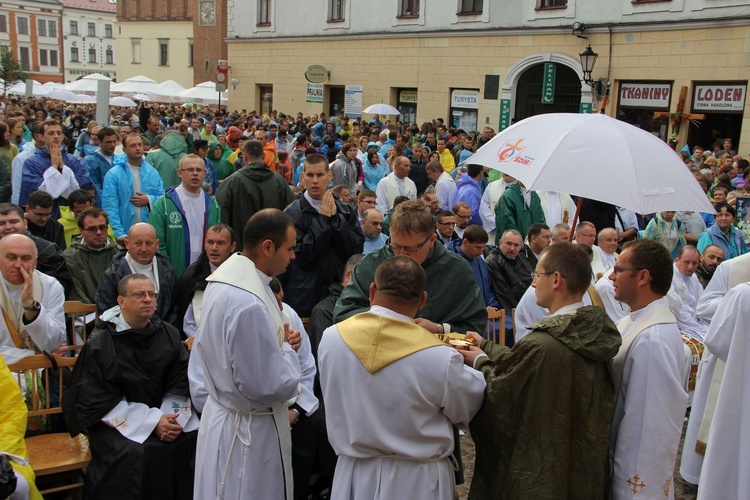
[514,63,582,121]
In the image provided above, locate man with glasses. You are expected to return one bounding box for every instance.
[335,199,486,486]
[608,239,688,499]
[148,154,221,276]
[457,242,621,499]
[573,221,597,248]
[96,222,178,327]
[25,190,66,249]
[435,210,459,246]
[64,207,119,304]
[452,202,472,239]
[356,189,377,223]
[65,274,198,499]
[361,209,387,254]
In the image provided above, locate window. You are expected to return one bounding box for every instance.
[39,49,48,66]
[88,46,96,63]
[0,15,6,33]
[131,39,141,63]
[48,20,56,38]
[104,24,112,38]
[19,47,29,71]
[459,0,483,13]
[50,49,57,67]
[105,47,113,64]
[188,40,193,67]
[158,40,168,66]
[398,0,419,16]
[70,46,79,62]
[37,19,46,37]
[328,0,344,21]
[17,17,28,35]
[70,20,78,35]
[537,0,567,7]
[257,0,270,26]
[88,22,95,37]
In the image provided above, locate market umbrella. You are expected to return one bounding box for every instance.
[470,113,715,217]
[111,75,165,95]
[8,80,49,97]
[76,95,96,103]
[64,73,112,93]
[46,89,82,103]
[42,82,64,89]
[110,96,137,107]
[177,82,227,104]
[363,103,400,115]
[131,93,152,101]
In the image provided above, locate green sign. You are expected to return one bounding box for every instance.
[499,99,511,131]
[579,102,593,114]
[306,83,323,103]
[542,62,556,105]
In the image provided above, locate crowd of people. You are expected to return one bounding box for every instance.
[0,92,747,500]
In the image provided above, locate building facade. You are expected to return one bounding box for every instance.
[226,0,750,153]
[0,0,63,83]
[192,0,227,86]
[115,0,194,87]
[61,0,117,83]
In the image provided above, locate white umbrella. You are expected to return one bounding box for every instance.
[64,73,112,93]
[111,75,165,95]
[46,89,82,103]
[363,103,400,115]
[76,95,96,103]
[8,80,49,97]
[131,93,152,101]
[470,113,715,215]
[177,82,227,104]
[42,82,64,89]
[110,96,137,107]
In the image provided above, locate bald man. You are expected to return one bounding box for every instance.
[96,223,179,326]
[592,227,619,281]
[0,233,66,363]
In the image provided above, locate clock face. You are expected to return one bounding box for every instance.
[199,1,215,26]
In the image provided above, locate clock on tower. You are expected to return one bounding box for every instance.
[199,0,215,26]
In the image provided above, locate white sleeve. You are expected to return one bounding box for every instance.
[375,179,388,215]
[696,262,729,323]
[37,165,80,199]
[514,286,547,342]
[439,349,486,426]
[11,153,26,205]
[595,276,629,324]
[101,398,163,444]
[188,341,208,414]
[479,186,495,233]
[183,303,197,338]
[24,278,66,353]
[159,394,199,432]
[284,304,319,415]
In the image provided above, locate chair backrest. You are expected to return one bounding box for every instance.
[184,336,195,351]
[511,308,517,343]
[486,308,506,346]
[64,301,98,350]
[7,354,77,418]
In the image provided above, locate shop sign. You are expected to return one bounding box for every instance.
[304,65,328,83]
[499,99,511,131]
[619,82,671,109]
[345,84,363,118]
[306,83,323,103]
[451,89,479,110]
[541,63,556,105]
[579,102,592,114]
[399,90,418,104]
[692,82,746,112]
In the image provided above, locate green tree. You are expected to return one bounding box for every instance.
[0,50,27,96]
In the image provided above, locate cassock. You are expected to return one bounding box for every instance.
[694,283,750,499]
[668,264,708,341]
[696,253,750,322]
[63,307,199,500]
[319,306,485,500]
[610,297,689,500]
[193,254,301,500]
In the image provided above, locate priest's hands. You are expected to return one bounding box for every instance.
[20,266,35,310]
[457,346,486,367]
[155,413,183,442]
[464,331,484,345]
[320,191,338,217]
[284,322,301,352]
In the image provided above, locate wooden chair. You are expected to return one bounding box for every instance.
[8,354,91,497]
[511,308,517,344]
[485,308,506,346]
[184,336,195,351]
[64,301,98,351]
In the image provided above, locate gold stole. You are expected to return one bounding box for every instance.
[587,284,604,309]
[337,312,443,374]
[0,273,43,350]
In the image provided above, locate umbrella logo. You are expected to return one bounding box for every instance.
[497,139,526,163]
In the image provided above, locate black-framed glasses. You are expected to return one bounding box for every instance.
[84,224,108,233]
[27,208,52,219]
[126,291,158,300]
[390,234,432,253]
[612,266,644,275]
[530,271,555,280]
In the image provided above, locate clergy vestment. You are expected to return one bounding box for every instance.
[696,252,750,323]
[668,264,708,342]
[319,306,485,500]
[610,297,689,500]
[193,254,301,500]
[63,307,199,500]
[513,285,596,341]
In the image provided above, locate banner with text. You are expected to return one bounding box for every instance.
[499,99,511,130]
[541,63,556,105]
[619,82,671,110]
[306,83,323,103]
[345,85,364,117]
[692,82,746,112]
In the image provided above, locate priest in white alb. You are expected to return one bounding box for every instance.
[608,240,689,499]
[319,256,485,500]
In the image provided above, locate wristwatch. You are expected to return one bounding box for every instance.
[23,300,41,312]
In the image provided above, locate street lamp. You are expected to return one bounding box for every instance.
[579,45,608,100]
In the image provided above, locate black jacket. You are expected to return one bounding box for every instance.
[29,233,72,297]
[518,244,539,269]
[95,251,179,327]
[409,158,430,195]
[174,251,212,336]
[27,218,66,249]
[486,247,534,314]
[307,281,343,363]
[281,194,364,317]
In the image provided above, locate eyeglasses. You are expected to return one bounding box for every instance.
[179,167,206,173]
[454,214,471,220]
[390,234,432,253]
[611,266,644,275]
[84,224,108,233]
[437,221,456,226]
[27,208,52,219]
[125,291,158,300]
[530,271,555,280]
[577,232,596,238]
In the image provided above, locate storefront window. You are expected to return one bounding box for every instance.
[450,89,479,132]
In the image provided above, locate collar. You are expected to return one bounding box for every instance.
[548,302,584,318]
[370,304,414,324]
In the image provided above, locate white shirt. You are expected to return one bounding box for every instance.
[175,185,206,265]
